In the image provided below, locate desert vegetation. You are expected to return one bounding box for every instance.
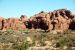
[0,28,75,50]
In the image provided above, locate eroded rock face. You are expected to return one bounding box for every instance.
[0,9,75,32]
[0,15,28,31]
[29,11,49,30]
[0,17,4,30]
[28,9,75,31]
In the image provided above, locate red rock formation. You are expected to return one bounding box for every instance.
[0,15,28,31]
[0,17,4,30]
[0,9,75,32]
[27,9,75,32]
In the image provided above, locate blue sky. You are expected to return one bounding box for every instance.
[0,0,75,18]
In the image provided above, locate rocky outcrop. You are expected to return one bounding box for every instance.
[28,9,75,32]
[0,15,28,31]
[0,9,75,32]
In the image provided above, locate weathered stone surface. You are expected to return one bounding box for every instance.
[27,9,75,32]
[0,15,28,31]
[0,9,75,32]
[0,17,4,30]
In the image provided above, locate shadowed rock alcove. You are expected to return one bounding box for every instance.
[69,22,75,30]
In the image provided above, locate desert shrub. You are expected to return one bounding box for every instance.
[55,33,75,50]
[13,41,31,50]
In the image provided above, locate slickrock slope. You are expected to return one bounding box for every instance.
[0,9,75,32]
